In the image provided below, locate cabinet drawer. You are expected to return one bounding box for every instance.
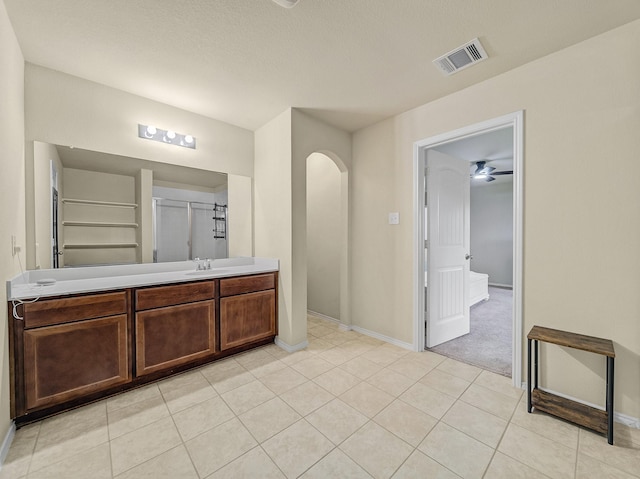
[135,281,214,311]
[219,273,275,297]
[23,291,128,329]
[23,314,130,411]
[135,300,216,376]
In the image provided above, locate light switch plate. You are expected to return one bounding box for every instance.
[388,212,400,225]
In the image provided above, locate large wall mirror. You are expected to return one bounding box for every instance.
[31,141,232,269]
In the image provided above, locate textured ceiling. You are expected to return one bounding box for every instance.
[5,0,640,132]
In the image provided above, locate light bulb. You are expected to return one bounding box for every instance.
[184,135,194,144]
[166,130,176,140]
[145,125,157,138]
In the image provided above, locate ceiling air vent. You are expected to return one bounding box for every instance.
[433,38,488,76]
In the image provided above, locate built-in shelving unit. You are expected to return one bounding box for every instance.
[62,221,139,228]
[63,243,139,249]
[62,198,138,208]
[62,189,139,265]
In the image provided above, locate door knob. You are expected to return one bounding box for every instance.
[465,254,472,260]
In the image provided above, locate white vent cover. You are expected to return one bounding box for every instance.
[433,38,488,76]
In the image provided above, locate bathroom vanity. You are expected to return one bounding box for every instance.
[7,258,278,424]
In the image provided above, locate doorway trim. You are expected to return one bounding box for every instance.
[412,111,524,387]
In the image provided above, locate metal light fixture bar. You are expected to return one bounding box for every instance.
[138,124,196,149]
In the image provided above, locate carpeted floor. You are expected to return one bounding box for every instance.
[428,286,513,377]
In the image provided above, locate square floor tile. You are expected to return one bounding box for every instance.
[306,399,368,445]
[436,358,482,382]
[340,382,395,418]
[578,427,640,477]
[108,395,170,439]
[473,370,523,400]
[291,356,335,379]
[262,420,334,479]
[158,370,218,414]
[391,450,460,479]
[221,380,276,415]
[386,357,434,381]
[115,445,198,479]
[365,368,415,397]
[575,452,637,479]
[239,397,301,442]
[419,422,493,479]
[442,400,508,448]
[185,417,257,477]
[201,359,254,395]
[484,451,549,479]
[373,399,437,447]
[172,395,235,441]
[399,383,456,419]
[280,380,335,416]
[510,401,579,449]
[300,448,372,478]
[27,443,111,479]
[419,368,471,398]
[460,384,518,420]
[314,367,362,396]
[340,357,384,380]
[106,383,162,413]
[340,422,413,479]
[259,367,308,395]
[498,423,576,479]
[207,447,286,479]
[110,417,182,476]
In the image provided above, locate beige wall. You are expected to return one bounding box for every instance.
[307,153,342,319]
[352,20,640,417]
[254,110,296,345]
[254,109,352,347]
[228,174,253,257]
[0,0,24,446]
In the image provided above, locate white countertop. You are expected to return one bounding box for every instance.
[7,257,279,301]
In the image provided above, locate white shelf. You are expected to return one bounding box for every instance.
[62,198,138,208]
[63,243,139,249]
[63,221,139,228]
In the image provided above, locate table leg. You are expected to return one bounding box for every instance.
[527,338,532,413]
[606,357,614,445]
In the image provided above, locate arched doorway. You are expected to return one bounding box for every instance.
[306,151,350,329]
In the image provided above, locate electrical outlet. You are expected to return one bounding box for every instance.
[388,212,400,225]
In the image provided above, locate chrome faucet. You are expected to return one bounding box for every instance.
[193,258,211,270]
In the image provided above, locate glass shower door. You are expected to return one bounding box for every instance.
[154,198,189,262]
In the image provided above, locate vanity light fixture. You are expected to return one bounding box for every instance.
[138,124,196,149]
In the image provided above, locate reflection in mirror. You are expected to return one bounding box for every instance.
[32,142,228,269]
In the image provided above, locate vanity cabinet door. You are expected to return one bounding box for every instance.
[135,300,216,376]
[23,314,130,411]
[220,290,276,351]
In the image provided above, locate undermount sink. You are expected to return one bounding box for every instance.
[184,269,230,276]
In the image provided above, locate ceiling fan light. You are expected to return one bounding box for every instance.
[485,175,496,182]
[272,0,300,8]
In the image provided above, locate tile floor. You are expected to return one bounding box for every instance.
[1,315,638,478]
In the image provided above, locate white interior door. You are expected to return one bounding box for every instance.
[426,150,470,347]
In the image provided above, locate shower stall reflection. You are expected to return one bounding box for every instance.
[153,196,228,263]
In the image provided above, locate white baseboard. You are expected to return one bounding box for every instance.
[0,422,15,467]
[307,310,340,324]
[520,384,640,429]
[275,336,309,353]
[307,310,351,331]
[350,325,414,351]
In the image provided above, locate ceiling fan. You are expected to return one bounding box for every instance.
[472,160,513,182]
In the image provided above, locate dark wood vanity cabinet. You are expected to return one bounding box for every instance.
[220,274,277,350]
[10,271,278,423]
[14,291,131,416]
[135,282,216,376]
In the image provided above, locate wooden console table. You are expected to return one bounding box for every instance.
[527,326,615,444]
